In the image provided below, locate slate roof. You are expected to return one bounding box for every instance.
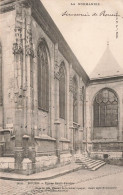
[90,45,123,79]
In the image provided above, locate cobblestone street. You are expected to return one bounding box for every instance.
[1,164,123,195]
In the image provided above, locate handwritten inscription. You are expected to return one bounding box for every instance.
[71,3,100,6]
[62,10,120,17]
[62,10,121,39]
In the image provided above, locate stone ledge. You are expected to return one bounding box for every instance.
[60,137,70,142]
[35,135,56,141]
[11,135,15,139]
[0,129,12,133]
[92,140,123,143]
[23,135,30,139]
[11,135,30,139]
[36,151,56,157]
[83,140,123,143]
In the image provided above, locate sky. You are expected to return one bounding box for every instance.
[41,0,123,76]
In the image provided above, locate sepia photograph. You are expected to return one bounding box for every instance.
[0,0,123,194]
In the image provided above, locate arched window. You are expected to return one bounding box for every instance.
[59,62,65,119]
[94,89,118,127]
[37,40,49,112]
[82,86,85,127]
[73,76,78,123]
[0,43,2,106]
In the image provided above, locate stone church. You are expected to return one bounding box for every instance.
[0,0,123,174]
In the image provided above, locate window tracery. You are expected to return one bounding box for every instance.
[0,44,2,105]
[73,76,78,123]
[94,89,118,127]
[38,40,49,112]
[59,62,65,119]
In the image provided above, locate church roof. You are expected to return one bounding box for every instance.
[90,45,123,79]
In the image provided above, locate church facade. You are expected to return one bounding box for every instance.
[0,0,123,174]
[86,46,123,162]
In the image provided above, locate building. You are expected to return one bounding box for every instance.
[85,45,123,162]
[0,0,89,173]
[0,0,123,174]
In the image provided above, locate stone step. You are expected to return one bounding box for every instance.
[77,159,104,168]
[80,158,97,162]
[87,161,105,168]
[75,155,106,171]
[79,159,103,165]
[84,159,103,164]
[82,159,95,163]
[91,162,106,171]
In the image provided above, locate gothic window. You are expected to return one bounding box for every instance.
[94,89,118,127]
[59,62,65,119]
[73,76,78,123]
[37,40,49,112]
[82,86,85,127]
[0,43,2,106]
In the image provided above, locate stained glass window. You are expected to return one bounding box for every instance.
[94,99,99,127]
[82,86,85,127]
[94,89,118,127]
[73,76,78,123]
[59,62,65,119]
[0,44,2,105]
[38,40,49,112]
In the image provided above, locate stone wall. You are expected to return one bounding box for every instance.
[0,10,15,130]
[86,79,123,152]
[93,127,118,140]
[0,0,88,173]
[31,15,86,155]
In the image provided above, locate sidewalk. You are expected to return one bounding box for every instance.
[0,163,82,181]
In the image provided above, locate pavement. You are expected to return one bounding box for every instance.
[1,164,123,195]
[0,163,82,181]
